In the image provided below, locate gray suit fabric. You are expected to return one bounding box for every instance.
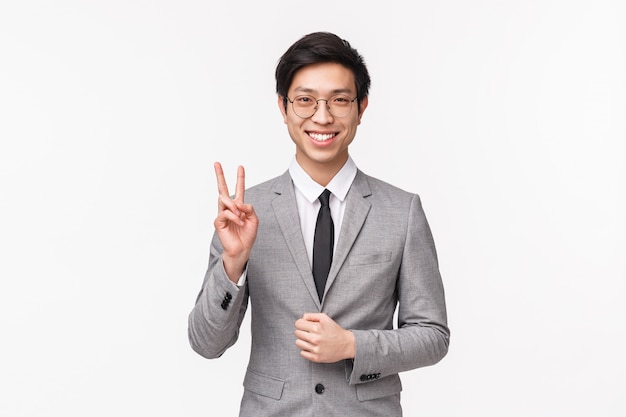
[188,169,450,417]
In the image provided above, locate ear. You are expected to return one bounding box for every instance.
[357,96,368,124]
[277,95,288,124]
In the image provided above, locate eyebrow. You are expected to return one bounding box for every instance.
[293,87,354,95]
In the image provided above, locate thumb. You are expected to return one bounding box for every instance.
[302,312,324,322]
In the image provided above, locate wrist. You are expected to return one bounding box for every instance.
[345,330,356,359]
[222,254,248,283]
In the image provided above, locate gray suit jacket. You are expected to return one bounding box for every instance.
[188,169,449,417]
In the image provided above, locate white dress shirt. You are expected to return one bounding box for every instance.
[288,156,357,266]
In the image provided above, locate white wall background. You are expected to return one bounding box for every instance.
[1,1,624,416]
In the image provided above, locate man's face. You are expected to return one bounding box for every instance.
[278,62,368,179]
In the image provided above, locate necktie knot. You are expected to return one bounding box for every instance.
[318,189,331,207]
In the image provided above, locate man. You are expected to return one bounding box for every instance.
[188,31,449,416]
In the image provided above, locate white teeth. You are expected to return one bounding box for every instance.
[310,133,334,142]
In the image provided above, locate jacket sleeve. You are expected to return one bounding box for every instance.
[188,232,249,359]
[349,194,450,384]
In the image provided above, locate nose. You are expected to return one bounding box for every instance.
[311,99,333,123]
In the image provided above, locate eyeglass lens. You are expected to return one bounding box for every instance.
[291,95,354,118]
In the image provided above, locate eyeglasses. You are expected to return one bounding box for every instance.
[286,94,358,119]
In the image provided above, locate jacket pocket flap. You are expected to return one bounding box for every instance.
[243,368,285,400]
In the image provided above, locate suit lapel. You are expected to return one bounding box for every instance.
[324,171,372,299]
[270,170,373,306]
[271,172,321,305]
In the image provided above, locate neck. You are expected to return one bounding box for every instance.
[296,154,348,187]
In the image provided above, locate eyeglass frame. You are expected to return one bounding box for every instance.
[284,94,359,119]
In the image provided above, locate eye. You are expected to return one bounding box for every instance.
[331,95,351,105]
[295,95,315,104]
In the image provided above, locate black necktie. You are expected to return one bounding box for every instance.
[313,189,334,302]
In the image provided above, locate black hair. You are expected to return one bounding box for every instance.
[275,32,371,109]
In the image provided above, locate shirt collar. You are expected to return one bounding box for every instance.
[289,156,357,203]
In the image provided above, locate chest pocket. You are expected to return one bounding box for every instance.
[348,251,392,266]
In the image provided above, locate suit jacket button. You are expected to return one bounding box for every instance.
[360,374,367,382]
[315,383,325,394]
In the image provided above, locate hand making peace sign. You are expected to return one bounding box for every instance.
[213,162,258,282]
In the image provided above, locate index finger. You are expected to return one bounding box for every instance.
[235,165,245,203]
[214,161,230,197]
[295,317,321,334]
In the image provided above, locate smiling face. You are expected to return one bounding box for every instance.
[278,62,368,186]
